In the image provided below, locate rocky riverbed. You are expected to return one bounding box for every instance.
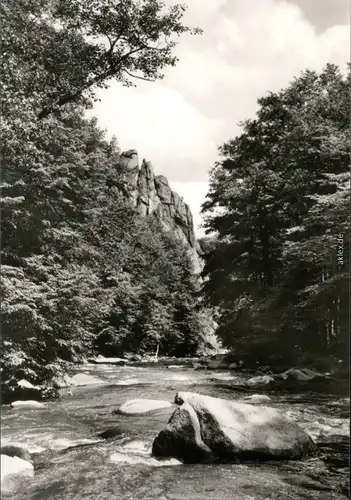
[1,361,349,499]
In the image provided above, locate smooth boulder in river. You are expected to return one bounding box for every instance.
[1,455,34,494]
[241,394,271,404]
[70,373,105,386]
[0,446,31,463]
[246,374,274,386]
[115,399,174,415]
[152,392,317,463]
[10,400,46,410]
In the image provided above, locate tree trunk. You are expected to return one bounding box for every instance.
[154,343,159,361]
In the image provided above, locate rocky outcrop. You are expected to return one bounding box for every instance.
[152,392,317,463]
[119,150,202,273]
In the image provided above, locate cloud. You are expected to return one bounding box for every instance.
[89,0,350,235]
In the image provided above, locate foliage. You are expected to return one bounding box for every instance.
[1,0,201,119]
[1,0,203,400]
[202,64,350,367]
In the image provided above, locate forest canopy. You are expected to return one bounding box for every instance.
[201,64,350,368]
[0,0,205,401]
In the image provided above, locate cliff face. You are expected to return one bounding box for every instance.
[120,149,202,273]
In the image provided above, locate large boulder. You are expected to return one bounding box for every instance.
[1,455,34,494]
[114,399,174,415]
[88,355,126,365]
[207,359,229,370]
[1,378,43,404]
[0,444,32,462]
[152,392,316,463]
[97,426,126,440]
[0,446,31,463]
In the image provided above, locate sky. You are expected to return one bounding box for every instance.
[90,0,350,237]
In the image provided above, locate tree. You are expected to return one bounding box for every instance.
[1,0,201,119]
[1,0,205,402]
[202,64,350,367]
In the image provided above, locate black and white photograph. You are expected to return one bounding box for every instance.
[0,1,350,499]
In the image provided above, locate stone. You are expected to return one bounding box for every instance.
[115,399,174,415]
[17,379,37,390]
[1,455,34,494]
[97,427,125,440]
[246,375,274,386]
[120,150,202,274]
[152,392,316,463]
[277,368,329,382]
[207,359,229,370]
[241,394,271,404]
[52,374,78,389]
[70,373,105,386]
[229,363,239,370]
[10,400,46,409]
[0,446,31,463]
[88,355,126,365]
[2,379,43,404]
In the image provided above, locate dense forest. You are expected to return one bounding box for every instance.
[0,0,205,400]
[201,63,350,370]
[0,1,349,403]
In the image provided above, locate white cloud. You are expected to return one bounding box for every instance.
[89,0,350,236]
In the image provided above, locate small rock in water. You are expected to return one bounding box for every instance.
[114,399,174,415]
[1,455,34,494]
[242,394,271,404]
[211,373,236,382]
[10,400,46,409]
[277,367,329,382]
[0,446,31,463]
[17,380,38,390]
[70,373,105,386]
[52,374,78,388]
[88,355,126,365]
[246,375,274,386]
[98,427,125,440]
[207,359,229,370]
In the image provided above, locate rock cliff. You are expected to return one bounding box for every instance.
[120,149,202,273]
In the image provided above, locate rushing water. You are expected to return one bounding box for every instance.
[1,363,349,499]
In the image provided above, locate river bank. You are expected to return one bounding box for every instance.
[1,361,349,499]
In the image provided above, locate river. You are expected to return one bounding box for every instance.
[1,362,349,499]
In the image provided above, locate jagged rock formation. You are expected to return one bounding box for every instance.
[120,150,202,273]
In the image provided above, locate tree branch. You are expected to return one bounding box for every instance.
[37,43,160,119]
[123,70,156,82]
[37,69,115,119]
